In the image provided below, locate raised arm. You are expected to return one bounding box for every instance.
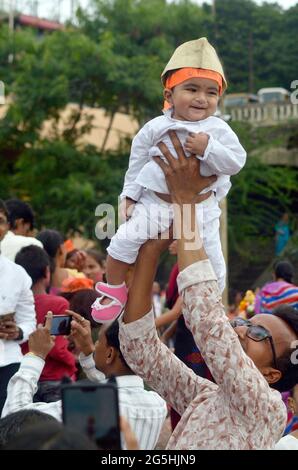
[119,152,218,416]
[1,314,60,420]
[154,131,282,423]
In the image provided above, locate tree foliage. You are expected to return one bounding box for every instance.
[0,0,297,290]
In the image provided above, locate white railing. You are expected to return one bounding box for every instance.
[227,103,298,123]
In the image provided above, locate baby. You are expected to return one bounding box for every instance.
[91,37,246,323]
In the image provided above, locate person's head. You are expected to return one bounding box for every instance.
[0,409,56,449]
[288,384,298,417]
[161,38,226,122]
[15,245,51,287]
[94,319,132,377]
[62,288,101,328]
[5,198,35,236]
[163,71,221,121]
[83,249,105,283]
[168,240,178,256]
[65,249,79,269]
[36,229,66,270]
[3,421,98,450]
[273,260,294,283]
[0,199,9,242]
[281,212,289,223]
[231,305,298,392]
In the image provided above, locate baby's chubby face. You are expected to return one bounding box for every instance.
[164,77,219,122]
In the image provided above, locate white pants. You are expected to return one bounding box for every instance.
[108,190,226,292]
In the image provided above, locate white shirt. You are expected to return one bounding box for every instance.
[275,434,298,450]
[121,111,246,202]
[0,231,43,262]
[152,294,162,318]
[0,254,36,367]
[2,353,167,450]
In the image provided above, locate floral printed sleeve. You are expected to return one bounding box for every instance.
[178,260,286,429]
[119,310,217,417]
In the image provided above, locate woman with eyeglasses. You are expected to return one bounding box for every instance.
[118,131,298,450]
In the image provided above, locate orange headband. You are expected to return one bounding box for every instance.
[165,67,223,94]
[163,67,223,110]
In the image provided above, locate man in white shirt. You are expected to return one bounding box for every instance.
[2,312,167,450]
[0,200,36,414]
[0,198,43,261]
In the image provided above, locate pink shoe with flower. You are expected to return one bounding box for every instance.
[91,282,128,323]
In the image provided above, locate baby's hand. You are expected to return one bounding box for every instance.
[184,132,209,156]
[120,197,136,221]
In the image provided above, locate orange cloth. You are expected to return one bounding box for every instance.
[163,67,223,110]
[61,276,94,293]
[64,239,75,253]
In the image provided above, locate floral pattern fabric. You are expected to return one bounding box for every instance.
[119,260,287,449]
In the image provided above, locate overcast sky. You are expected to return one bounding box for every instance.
[6,0,298,22]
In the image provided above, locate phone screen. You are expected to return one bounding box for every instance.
[62,383,121,450]
[49,315,71,336]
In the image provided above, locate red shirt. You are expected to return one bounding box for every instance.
[21,294,77,381]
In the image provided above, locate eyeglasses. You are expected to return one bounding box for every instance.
[230,317,278,370]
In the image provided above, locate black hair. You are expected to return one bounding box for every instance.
[274,260,294,283]
[3,421,98,450]
[86,249,105,268]
[36,229,64,260]
[15,245,50,285]
[289,384,298,398]
[60,289,101,328]
[66,248,78,261]
[271,305,298,392]
[5,198,35,230]
[105,320,131,371]
[0,409,56,449]
[162,68,180,86]
[0,199,9,220]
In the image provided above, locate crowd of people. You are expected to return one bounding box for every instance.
[0,142,297,450]
[0,35,298,451]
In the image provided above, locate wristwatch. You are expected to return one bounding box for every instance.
[14,327,24,341]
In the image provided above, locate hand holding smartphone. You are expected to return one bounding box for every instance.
[44,314,71,336]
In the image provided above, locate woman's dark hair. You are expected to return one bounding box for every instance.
[3,421,98,450]
[36,229,64,274]
[15,245,50,285]
[60,289,100,328]
[66,248,78,261]
[105,320,130,370]
[274,261,294,283]
[0,199,9,220]
[0,409,56,448]
[86,249,105,268]
[36,229,64,259]
[5,198,35,230]
[271,305,298,392]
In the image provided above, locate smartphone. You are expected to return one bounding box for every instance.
[47,314,71,336]
[61,382,121,450]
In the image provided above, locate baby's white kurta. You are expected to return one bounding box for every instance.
[108,110,246,292]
